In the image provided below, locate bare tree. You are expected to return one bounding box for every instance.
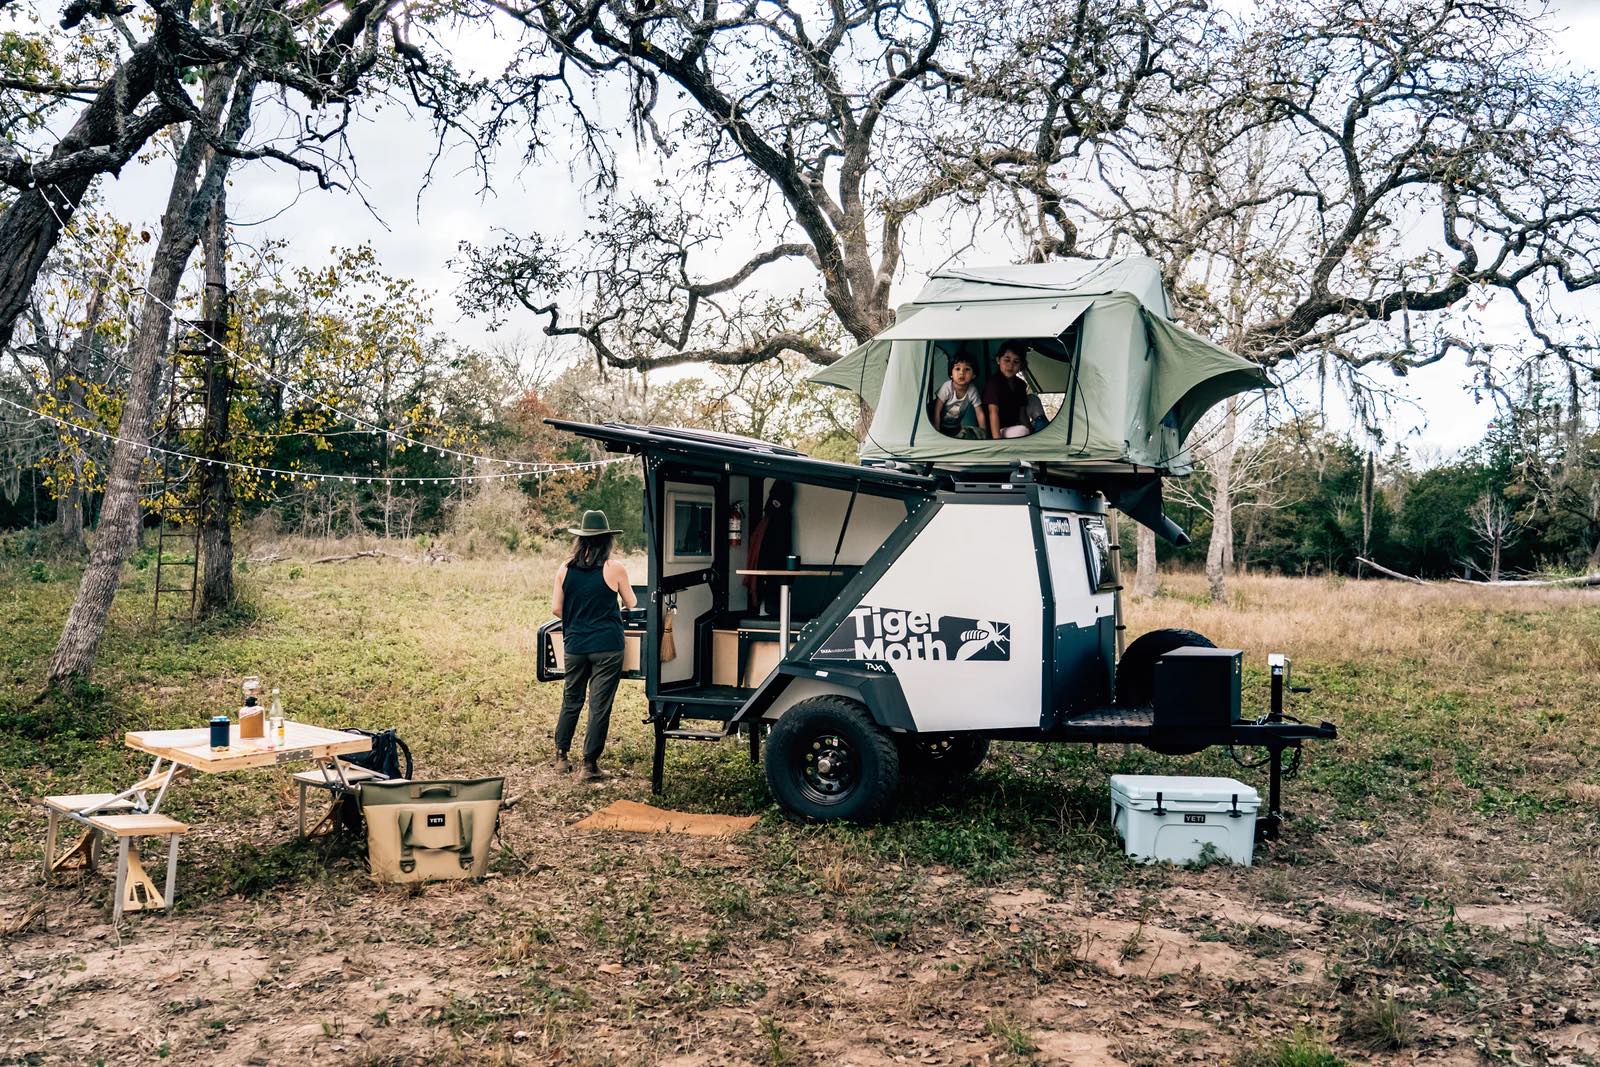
[0,0,412,354]
[197,195,233,615]
[1132,524,1158,598]
[1008,0,1599,598]
[1468,492,1524,582]
[456,0,1199,369]
[49,64,254,683]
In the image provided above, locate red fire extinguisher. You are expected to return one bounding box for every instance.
[728,502,744,546]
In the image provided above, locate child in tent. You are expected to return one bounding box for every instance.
[985,341,1038,439]
[931,355,988,439]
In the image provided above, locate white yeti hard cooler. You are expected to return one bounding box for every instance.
[1109,774,1261,866]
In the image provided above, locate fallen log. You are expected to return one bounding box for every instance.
[311,549,384,564]
[1355,557,1428,585]
[1448,573,1600,588]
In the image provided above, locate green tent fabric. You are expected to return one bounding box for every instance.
[874,296,1095,342]
[1142,309,1268,440]
[810,337,892,410]
[808,258,1266,474]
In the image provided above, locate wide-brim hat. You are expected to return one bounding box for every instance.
[568,509,622,536]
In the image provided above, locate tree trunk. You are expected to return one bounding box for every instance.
[1204,399,1238,604]
[1357,450,1374,577]
[48,277,109,554]
[48,69,254,684]
[197,193,235,615]
[1134,523,1157,598]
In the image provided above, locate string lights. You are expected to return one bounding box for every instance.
[0,394,628,486]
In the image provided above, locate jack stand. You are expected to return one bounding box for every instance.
[1258,743,1285,841]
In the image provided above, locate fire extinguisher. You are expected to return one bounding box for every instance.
[728,502,744,546]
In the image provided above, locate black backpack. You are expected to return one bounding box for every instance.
[339,727,413,780]
[337,728,414,833]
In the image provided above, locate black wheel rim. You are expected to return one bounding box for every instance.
[797,732,857,806]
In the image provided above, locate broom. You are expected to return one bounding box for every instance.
[660,607,677,662]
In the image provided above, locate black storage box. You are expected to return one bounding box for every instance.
[1152,647,1242,737]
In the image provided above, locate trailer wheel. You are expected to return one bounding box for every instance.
[1115,627,1216,708]
[766,696,900,823]
[898,735,990,779]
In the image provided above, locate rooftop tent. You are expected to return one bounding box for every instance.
[810,258,1267,474]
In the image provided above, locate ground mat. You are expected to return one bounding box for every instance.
[574,799,759,837]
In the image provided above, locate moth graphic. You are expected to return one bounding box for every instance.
[953,621,1009,660]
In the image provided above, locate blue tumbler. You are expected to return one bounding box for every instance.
[209,715,230,750]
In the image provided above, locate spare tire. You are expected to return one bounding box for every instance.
[1115,627,1215,708]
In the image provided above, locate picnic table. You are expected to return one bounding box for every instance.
[40,721,372,920]
[116,720,373,812]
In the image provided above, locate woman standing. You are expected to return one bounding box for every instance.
[552,510,637,781]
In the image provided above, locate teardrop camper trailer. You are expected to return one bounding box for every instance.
[541,258,1335,831]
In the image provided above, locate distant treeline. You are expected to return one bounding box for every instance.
[1158,387,1599,580]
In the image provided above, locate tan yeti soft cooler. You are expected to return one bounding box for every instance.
[361,778,503,883]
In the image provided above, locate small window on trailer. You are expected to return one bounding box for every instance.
[666,488,714,563]
[1080,515,1116,593]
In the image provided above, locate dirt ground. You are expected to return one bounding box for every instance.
[1,563,1598,1066]
[5,763,1599,1066]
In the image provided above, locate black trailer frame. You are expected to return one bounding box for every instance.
[544,420,1336,836]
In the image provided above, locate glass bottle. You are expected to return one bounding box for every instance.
[269,688,285,745]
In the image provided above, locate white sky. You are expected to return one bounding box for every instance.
[32,0,1600,460]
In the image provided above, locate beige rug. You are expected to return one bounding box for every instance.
[574,799,759,837]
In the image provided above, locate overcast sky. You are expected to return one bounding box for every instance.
[54,1,1600,457]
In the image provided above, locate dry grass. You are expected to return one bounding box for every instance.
[1559,853,1600,924]
[1133,570,1600,675]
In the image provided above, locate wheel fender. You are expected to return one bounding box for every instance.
[737,665,915,732]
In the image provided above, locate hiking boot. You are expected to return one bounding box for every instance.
[578,759,607,782]
[554,752,572,775]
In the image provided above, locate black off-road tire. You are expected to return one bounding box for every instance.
[897,735,991,779]
[1114,627,1216,708]
[766,696,900,824]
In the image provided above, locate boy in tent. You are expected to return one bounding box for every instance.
[931,355,988,439]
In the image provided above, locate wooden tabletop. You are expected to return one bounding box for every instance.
[735,569,843,577]
[125,721,371,774]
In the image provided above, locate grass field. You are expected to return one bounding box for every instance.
[1,545,1598,1066]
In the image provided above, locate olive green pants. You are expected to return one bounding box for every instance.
[555,649,623,763]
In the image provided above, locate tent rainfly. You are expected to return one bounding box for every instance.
[810,257,1268,475]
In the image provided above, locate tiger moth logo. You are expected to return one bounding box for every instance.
[817,605,1011,662]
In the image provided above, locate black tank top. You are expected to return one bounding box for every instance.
[561,562,623,654]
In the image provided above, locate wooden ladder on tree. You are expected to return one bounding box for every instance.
[150,319,221,621]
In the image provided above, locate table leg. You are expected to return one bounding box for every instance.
[327,757,353,790]
[148,764,179,814]
[113,838,129,923]
[43,809,59,879]
[80,758,172,818]
[164,835,180,913]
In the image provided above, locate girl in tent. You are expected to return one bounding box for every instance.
[985,341,1044,439]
